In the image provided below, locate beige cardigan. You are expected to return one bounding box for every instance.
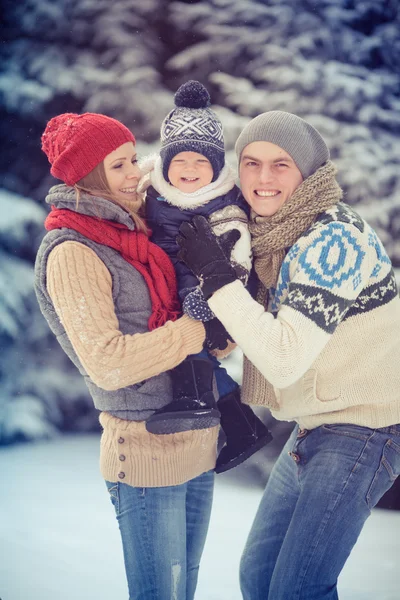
[47,241,218,487]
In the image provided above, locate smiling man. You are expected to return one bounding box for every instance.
[176,110,400,600]
[238,140,303,217]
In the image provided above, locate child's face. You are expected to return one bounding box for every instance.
[168,152,213,193]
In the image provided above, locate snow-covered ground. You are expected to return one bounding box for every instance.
[1,434,399,600]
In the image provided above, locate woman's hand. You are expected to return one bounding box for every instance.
[204,318,234,351]
[177,215,239,299]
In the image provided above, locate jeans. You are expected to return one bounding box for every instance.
[240,422,400,600]
[106,469,214,600]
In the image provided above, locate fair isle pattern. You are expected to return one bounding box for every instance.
[271,204,369,313]
[269,202,398,334]
[298,223,365,290]
[285,283,351,333]
[271,223,365,313]
[368,230,392,266]
[271,243,300,311]
[161,108,224,151]
[307,202,364,234]
[344,270,398,319]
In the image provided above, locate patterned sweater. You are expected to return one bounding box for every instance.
[208,203,400,429]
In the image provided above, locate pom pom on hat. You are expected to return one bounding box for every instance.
[160,80,225,182]
[174,80,211,109]
[41,112,135,186]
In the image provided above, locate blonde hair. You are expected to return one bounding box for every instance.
[74,162,148,233]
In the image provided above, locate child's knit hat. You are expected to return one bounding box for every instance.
[41,112,135,186]
[160,80,225,182]
[235,111,329,179]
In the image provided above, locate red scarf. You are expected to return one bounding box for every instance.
[45,207,181,330]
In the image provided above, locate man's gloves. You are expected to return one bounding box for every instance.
[177,216,239,299]
[204,318,234,351]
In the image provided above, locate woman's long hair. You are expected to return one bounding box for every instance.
[74,161,148,233]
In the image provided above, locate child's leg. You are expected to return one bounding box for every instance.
[207,350,237,396]
[210,355,273,473]
[145,354,220,435]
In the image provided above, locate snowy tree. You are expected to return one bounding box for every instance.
[166,0,400,263]
[0,191,96,444]
[1,0,173,200]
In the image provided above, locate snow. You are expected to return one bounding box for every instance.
[1,434,399,600]
[1,4,400,583]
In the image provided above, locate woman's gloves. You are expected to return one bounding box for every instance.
[204,318,234,351]
[177,216,239,299]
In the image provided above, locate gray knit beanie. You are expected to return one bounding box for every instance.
[235,111,329,179]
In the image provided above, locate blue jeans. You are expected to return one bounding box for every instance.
[240,423,400,600]
[106,470,214,600]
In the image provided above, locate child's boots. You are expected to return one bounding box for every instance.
[145,357,221,435]
[215,387,272,473]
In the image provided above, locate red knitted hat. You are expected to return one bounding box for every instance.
[41,112,136,186]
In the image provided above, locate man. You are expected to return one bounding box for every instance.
[177,110,400,600]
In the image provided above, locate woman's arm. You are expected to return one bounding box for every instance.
[46,241,205,391]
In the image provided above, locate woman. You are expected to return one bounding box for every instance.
[35,112,219,600]
[176,111,400,599]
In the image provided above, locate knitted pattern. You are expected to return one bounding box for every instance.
[209,200,400,425]
[242,163,344,410]
[235,110,330,179]
[160,81,225,182]
[35,187,217,487]
[249,161,343,290]
[45,207,181,330]
[41,112,135,186]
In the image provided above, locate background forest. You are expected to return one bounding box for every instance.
[1,0,400,502]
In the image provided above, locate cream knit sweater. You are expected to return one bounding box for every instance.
[208,204,400,430]
[46,241,218,487]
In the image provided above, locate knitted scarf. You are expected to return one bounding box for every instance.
[241,161,343,408]
[45,207,181,331]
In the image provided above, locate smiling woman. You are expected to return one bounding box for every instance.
[35,111,218,600]
[73,140,145,230]
[103,142,142,207]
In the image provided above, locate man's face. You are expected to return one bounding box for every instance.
[239,141,303,217]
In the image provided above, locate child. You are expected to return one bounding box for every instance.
[142,80,272,473]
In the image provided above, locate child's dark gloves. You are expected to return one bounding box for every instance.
[177,216,238,299]
[218,229,241,260]
[204,318,233,351]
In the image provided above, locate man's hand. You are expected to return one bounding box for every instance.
[177,216,238,299]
